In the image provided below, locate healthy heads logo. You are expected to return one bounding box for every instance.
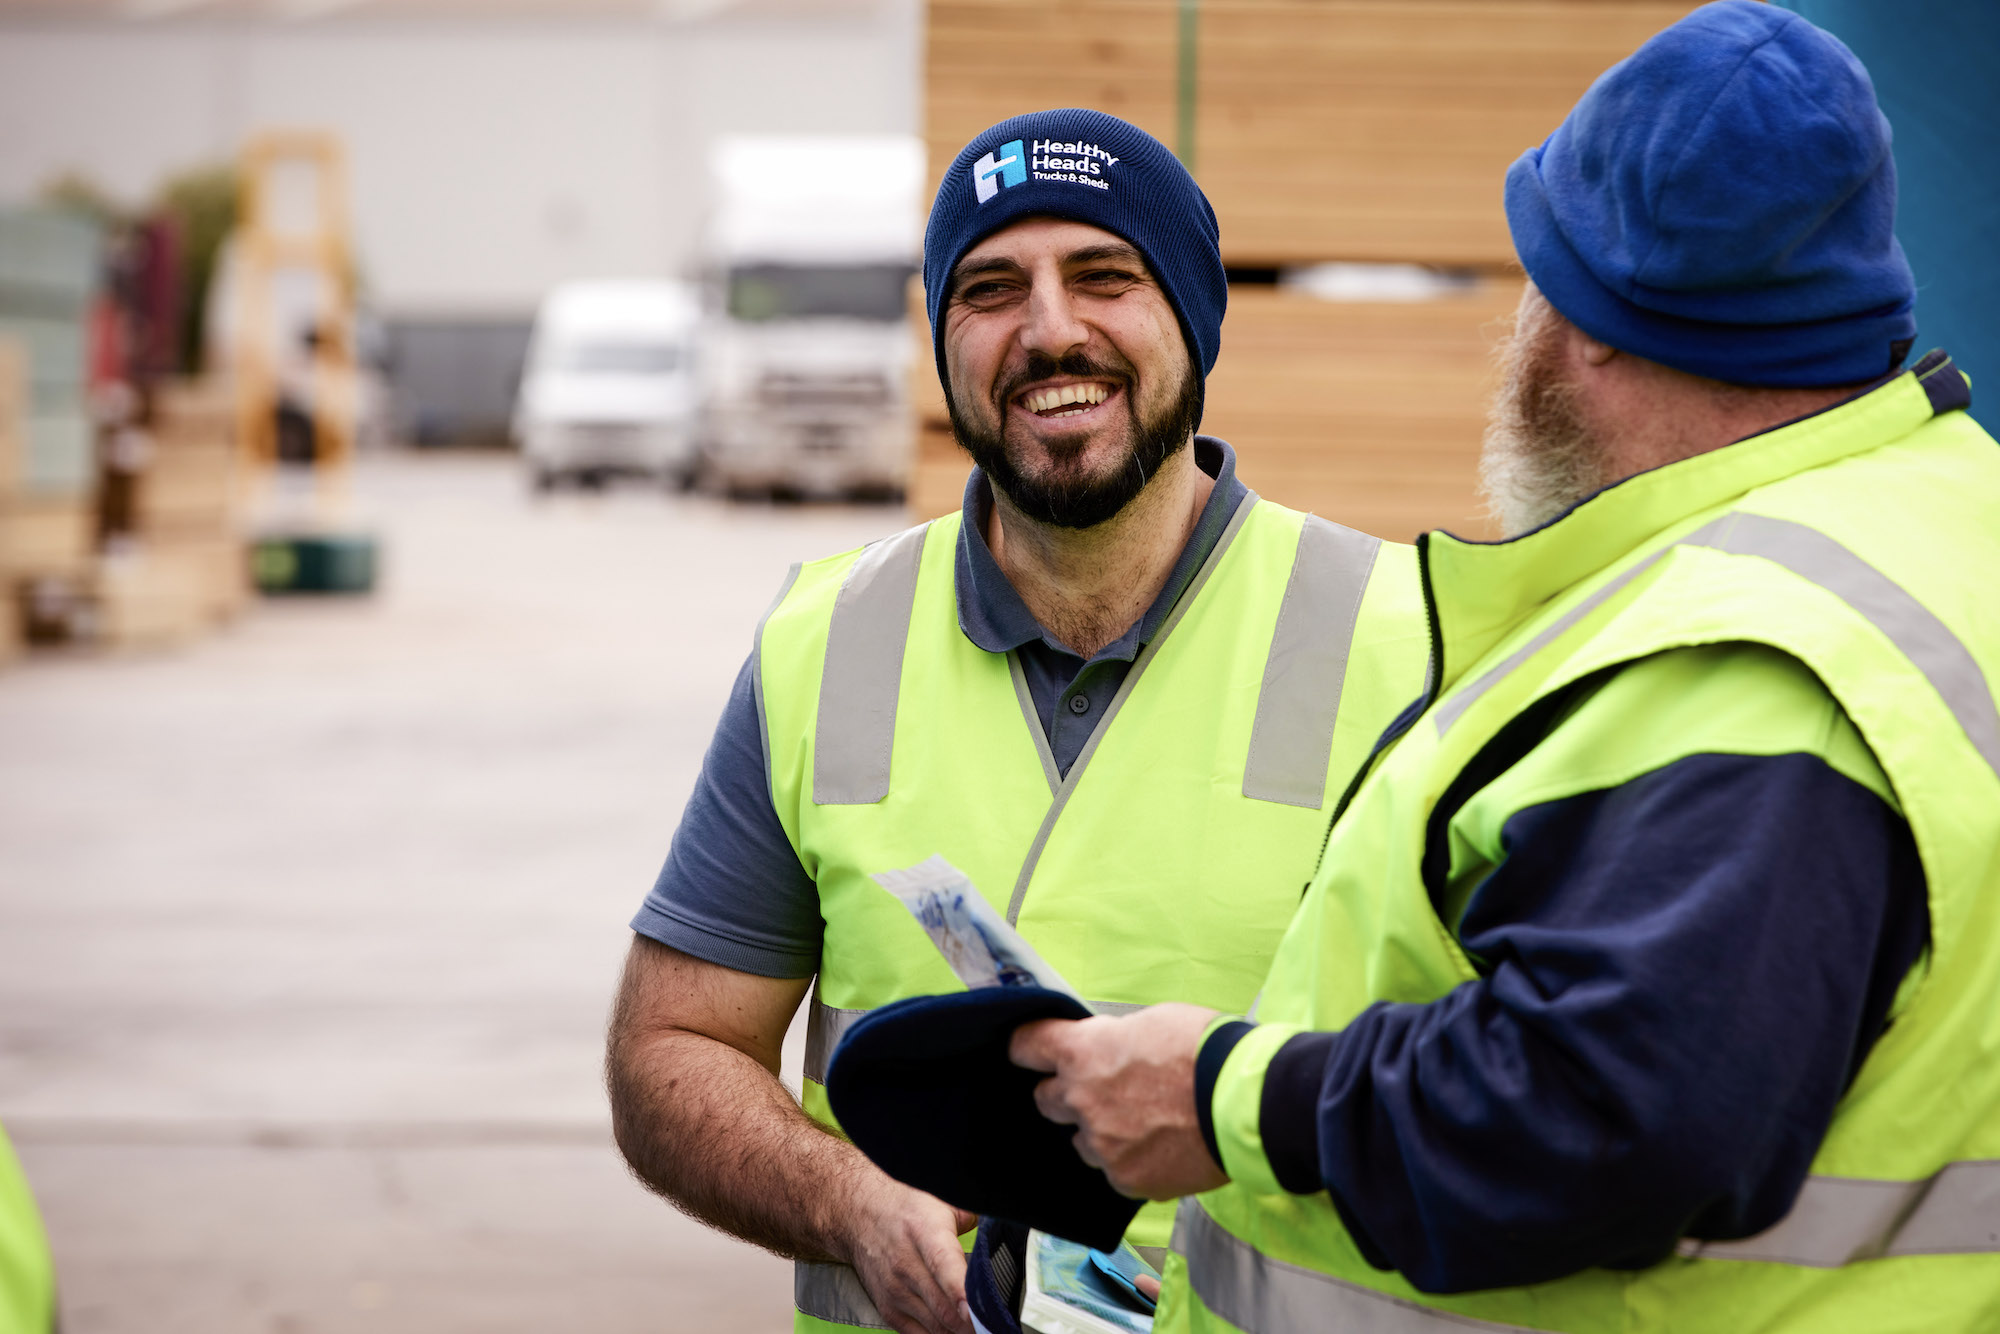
[973,139,1027,203]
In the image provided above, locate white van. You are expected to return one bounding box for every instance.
[515,280,700,490]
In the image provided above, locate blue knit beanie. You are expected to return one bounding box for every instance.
[1505,0,1916,387]
[923,109,1227,401]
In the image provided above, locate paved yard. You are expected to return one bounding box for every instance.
[0,453,904,1333]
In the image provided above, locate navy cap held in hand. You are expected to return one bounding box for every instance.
[1505,0,1916,387]
[923,109,1227,410]
[824,986,1144,1253]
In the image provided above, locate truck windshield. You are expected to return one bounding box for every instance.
[728,264,911,322]
[558,342,682,375]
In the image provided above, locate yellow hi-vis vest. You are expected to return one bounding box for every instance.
[755,493,1426,1332]
[0,1122,54,1334]
[1164,355,2000,1333]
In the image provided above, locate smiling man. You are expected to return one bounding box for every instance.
[605,109,1425,1334]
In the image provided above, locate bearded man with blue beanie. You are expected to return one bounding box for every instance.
[972,5,2000,1331]
[606,107,1426,1334]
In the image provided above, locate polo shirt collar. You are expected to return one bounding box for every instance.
[955,436,1246,662]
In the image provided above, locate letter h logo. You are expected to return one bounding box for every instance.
[973,139,1027,203]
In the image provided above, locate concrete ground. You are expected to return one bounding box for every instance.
[0,452,905,1333]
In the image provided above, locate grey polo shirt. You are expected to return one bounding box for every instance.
[630,436,1249,978]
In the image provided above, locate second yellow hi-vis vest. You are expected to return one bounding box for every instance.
[1164,355,2000,1333]
[754,493,1426,1333]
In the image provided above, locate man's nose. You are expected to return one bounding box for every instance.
[1018,277,1089,361]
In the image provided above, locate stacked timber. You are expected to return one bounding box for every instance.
[92,378,249,649]
[917,0,1698,537]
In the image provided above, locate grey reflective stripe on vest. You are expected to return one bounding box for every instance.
[1682,513,2000,783]
[1678,1159,2000,1266]
[1172,1200,1544,1333]
[1436,513,2000,786]
[755,563,806,795]
[804,993,870,1085]
[815,524,932,805]
[803,995,1148,1084]
[796,1260,889,1329]
[1243,516,1384,808]
[1432,537,1686,738]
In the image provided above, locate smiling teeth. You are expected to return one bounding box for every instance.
[1025,383,1110,414]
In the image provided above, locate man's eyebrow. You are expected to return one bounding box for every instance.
[949,254,1027,291]
[1063,243,1148,270]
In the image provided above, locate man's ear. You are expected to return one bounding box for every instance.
[1576,327,1620,367]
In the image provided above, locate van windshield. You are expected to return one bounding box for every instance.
[727,264,911,323]
[557,342,682,375]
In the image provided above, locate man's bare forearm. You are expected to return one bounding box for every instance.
[608,939,975,1334]
[606,936,871,1262]
[608,1022,875,1261]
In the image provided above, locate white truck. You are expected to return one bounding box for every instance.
[515,279,701,490]
[698,135,924,501]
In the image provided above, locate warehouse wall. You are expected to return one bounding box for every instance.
[0,9,920,318]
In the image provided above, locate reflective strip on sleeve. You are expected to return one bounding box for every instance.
[796,1260,889,1329]
[803,995,1151,1085]
[1436,513,2000,788]
[1679,1160,2000,1266]
[1171,1199,1546,1333]
[1243,517,1383,808]
[813,524,932,805]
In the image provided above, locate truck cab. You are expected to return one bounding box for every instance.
[699,137,922,501]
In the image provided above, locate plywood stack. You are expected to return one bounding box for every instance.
[917,0,1698,537]
[1202,282,1520,539]
[91,378,249,650]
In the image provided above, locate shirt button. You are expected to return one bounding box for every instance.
[1068,693,1091,715]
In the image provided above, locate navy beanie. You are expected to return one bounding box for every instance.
[1505,0,1916,387]
[825,986,1145,1253]
[923,109,1228,400]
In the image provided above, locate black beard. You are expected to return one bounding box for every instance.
[946,348,1203,530]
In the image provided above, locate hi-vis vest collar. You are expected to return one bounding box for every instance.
[1420,352,1972,700]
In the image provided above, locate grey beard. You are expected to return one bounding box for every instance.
[1479,299,1606,538]
[1479,384,1602,537]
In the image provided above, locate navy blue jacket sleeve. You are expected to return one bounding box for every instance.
[630,651,823,979]
[1244,750,1929,1293]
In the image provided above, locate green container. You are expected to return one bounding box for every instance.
[251,534,379,595]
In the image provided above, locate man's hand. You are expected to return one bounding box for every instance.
[1009,1002,1228,1200]
[839,1176,977,1334]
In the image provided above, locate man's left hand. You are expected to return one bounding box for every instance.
[1009,1003,1228,1200]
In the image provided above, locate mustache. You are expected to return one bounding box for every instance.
[995,350,1133,406]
